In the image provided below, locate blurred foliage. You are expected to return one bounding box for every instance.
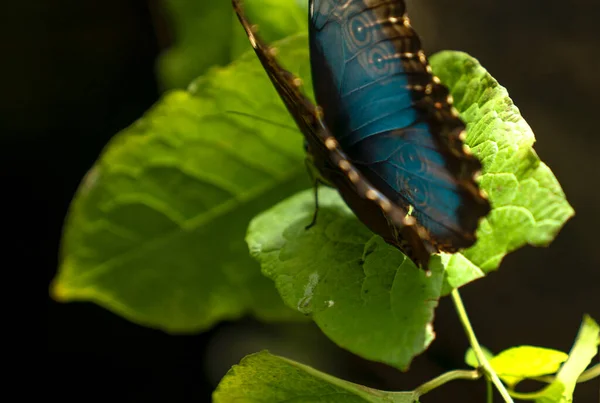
[156,0,308,90]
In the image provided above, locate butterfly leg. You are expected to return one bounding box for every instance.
[304,157,321,230]
[306,183,320,230]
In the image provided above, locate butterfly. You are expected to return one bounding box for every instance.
[233,0,491,270]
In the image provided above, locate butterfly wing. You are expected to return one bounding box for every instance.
[232,0,436,267]
[309,0,490,252]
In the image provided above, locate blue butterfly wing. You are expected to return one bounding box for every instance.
[309,0,490,251]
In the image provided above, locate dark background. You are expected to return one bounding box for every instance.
[4,0,596,401]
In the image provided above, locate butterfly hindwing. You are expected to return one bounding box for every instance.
[309,0,490,253]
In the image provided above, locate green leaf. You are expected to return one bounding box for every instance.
[430,51,575,273]
[157,0,308,90]
[52,35,313,333]
[535,315,599,403]
[248,188,443,370]
[213,351,418,403]
[487,346,568,388]
[465,346,494,369]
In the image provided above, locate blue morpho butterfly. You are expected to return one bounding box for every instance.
[233,0,491,270]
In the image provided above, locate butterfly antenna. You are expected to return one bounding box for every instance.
[225,110,299,133]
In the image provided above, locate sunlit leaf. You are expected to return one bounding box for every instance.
[431,51,575,273]
[488,346,568,387]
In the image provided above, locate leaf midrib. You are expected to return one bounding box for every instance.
[63,167,305,286]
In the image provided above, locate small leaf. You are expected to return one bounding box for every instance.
[464,346,494,369]
[213,351,418,403]
[535,315,599,403]
[487,346,568,387]
[247,188,443,370]
[158,0,308,90]
[52,36,312,332]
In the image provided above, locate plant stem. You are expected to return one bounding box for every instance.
[531,363,600,384]
[486,379,493,403]
[451,289,514,403]
[502,364,600,401]
[505,389,546,400]
[577,363,599,383]
[413,369,481,397]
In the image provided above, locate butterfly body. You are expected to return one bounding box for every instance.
[233,0,490,269]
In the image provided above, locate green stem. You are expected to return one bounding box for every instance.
[486,379,493,403]
[506,389,546,400]
[451,289,514,403]
[530,363,600,384]
[509,363,600,400]
[576,363,600,383]
[413,369,481,397]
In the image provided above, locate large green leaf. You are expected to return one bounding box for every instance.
[213,351,419,403]
[248,188,442,370]
[246,47,574,368]
[157,0,308,90]
[52,35,312,333]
